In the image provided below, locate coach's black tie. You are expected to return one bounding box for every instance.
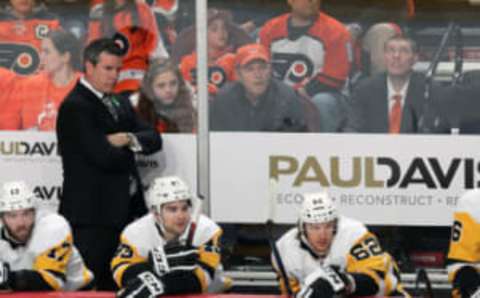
[101,93,119,121]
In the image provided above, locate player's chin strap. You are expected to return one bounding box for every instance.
[415,268,434,298]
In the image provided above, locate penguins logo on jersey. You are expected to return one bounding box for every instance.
[271,52,314,84]
[112,32,130,56]
[0,44,40,75]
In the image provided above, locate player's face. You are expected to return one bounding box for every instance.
[10,0,35,17]
[157,200,191,240]
[85,52,122,93]
[237,60,271,100]
[384,39,417,78]
[1,208,35,243]
[304,221,335,255]
[208,18,229,51]
[152,70,179,106]
[40,38,66,75]
[288,0,321,19]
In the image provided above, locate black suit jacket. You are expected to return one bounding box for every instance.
[56,82,162,227]
[346,72,427,133]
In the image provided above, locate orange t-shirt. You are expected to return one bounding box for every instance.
[0,67,18,129]
[2,72,81,130]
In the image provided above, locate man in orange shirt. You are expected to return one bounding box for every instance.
[259,0,352,132]
[0,0,61,75]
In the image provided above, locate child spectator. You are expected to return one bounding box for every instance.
[132,59,196,133]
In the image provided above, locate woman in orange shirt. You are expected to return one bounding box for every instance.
[132,59,196,133]
[3,30,81,131]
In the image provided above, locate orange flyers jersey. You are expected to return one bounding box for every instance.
[180,52,235,95]
[1,72,81,131]
[88,2,168,92]
[274,216,409,297]
[259,12,352,91]
[0,9,61,75]
[447,190,480,297]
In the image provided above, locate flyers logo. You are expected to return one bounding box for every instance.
[271,53,314,84]
[190,66,227,88]
[0,43,40,75]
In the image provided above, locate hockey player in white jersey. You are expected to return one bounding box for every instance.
[0,181,93,291]
[113,175,224,298]
[273,192,409,298]
[447,189,480,298]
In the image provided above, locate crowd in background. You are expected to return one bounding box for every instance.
[0,0,477,134]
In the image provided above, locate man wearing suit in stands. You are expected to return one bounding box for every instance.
[56,38,162,290]
[346,36,426,133]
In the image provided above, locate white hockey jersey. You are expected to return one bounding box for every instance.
[447,189,480,298]
[274,215,407,296]
[111,213,224,291]
[0,209,93,290]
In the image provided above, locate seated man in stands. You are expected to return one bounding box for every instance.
[210,43,307,132]
[447,189,480,298]
[273,192,410,298]
[113,176,226,298]
[259,0,352,132]
[346,35,427,134]
[0,181,93,291]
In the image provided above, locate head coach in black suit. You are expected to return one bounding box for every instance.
[56,38,162,290]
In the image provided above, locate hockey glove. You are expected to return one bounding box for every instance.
[164,242,199,272]
[0,262,10,289]
[117,272,164,298]
[471,288,480,298]
[297,265,352,298]
[148,243,199,276]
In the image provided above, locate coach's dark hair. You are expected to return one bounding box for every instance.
[83,38,123,67]
[47,30,82,71]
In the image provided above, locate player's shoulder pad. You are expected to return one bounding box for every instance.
[192,214,221,246]
[456,189,480,223]
[276,227,299,251]
[122,213,155,240]
[89,3,105,20]
[29,211,71,253]
[336,215,368,242]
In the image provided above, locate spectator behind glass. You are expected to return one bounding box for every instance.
[0,0,61,75]
[210,43,307,132]
[172,8,252,64]
[1,30,81,131]
[178,8,243,95]
[87,0,169,94]
[259,0,352,132]
[133,59,196,133]
[345,36,427,134]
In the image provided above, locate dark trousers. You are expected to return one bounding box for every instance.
[72,225,123,291]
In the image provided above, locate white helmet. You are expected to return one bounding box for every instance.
[0,181,36,213]
[146,176,191,213]
[299,192,338,225]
